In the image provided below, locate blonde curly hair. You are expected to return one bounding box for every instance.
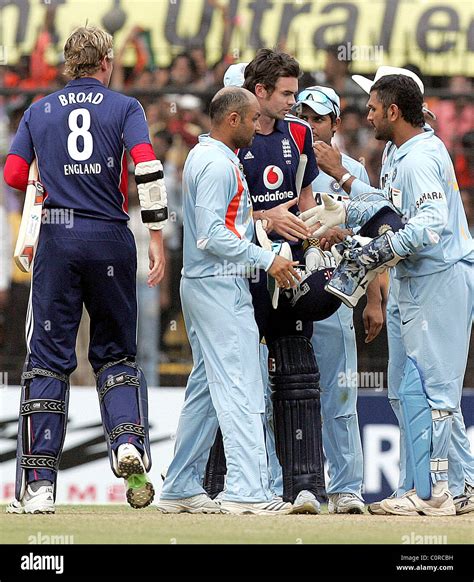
[64,26,113,79]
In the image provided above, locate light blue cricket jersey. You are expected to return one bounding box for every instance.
[312,152,369,203]
[350,127,474,278]
[182,134,274,279]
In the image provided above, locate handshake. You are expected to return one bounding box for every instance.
[256,218,338,310]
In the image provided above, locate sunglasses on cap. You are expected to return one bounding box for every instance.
[297,88,340,117]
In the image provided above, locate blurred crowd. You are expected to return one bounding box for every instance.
[1,25,473,385]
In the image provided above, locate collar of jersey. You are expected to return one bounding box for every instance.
[271,119,285,134]
[199,133,240,164]
[66,77,105,87]
[393,124,434,161]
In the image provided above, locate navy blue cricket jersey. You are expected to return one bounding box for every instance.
[9,77,151,221]
[238,114,318,240]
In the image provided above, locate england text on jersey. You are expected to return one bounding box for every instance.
[64,163,102,175]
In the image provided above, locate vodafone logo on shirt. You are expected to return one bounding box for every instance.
[263,165,284,190]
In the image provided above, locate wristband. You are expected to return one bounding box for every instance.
[338,172,352,187]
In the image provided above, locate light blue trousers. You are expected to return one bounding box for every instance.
[389,263,474,495]
[161,276,272,502]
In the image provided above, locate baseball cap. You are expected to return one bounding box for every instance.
[294,86,341,118]
[223,62,249,87]
[352,66,436,119]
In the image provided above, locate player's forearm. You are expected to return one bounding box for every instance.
[366,276,383,307]
[347,177,377,197]
[298,184,317,211]
[391,200,448,257]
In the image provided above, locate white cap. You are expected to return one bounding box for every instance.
[352,65,436,120]
[223,62,249,88]
[294,85,341,118]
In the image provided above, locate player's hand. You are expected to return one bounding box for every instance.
[313,141,345,179]
[318,227,348,250]
[264,199,312,242]
[362,301,384,343]
[300,193,346,237]
[268,255,301,289]
[260,216,274,234]
[148,231,166,287]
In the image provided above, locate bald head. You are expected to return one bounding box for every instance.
[209,86,257,125]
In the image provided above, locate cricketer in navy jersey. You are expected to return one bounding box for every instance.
[238,114,318,237]
[4,26,166,514]
[227,51,327,510]
[9,77,149,222]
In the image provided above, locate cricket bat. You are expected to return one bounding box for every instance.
[13,159,44,273]
[295,153,307,199]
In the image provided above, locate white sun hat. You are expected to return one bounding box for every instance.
[352,65,436,119]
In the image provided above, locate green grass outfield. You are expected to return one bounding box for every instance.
[1,505,473,544]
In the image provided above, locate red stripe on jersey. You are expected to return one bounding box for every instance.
[288,121,306,154]
[120,153,129,213]
[225,167,244,238]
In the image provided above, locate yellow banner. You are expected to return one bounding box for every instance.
[0,0,473,76]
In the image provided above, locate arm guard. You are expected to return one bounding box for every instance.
[135,160,168,230]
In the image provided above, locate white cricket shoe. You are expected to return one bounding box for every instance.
[6,483,55,515]
[368,491,398,515]
[290,490,320,514]
[368,500,390,515]
[328,493,364,514]
[381,488,455,517]
[454,482,474,515]
[155,493,223,514]
[219,498,293,515]
[117,444,154,509]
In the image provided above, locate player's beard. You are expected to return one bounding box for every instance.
[235,130,256,149]
[374,118,393,142]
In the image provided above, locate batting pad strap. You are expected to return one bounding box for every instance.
[21,399,66,415]
[108,423,145,443]
[98,373,140,402]
[430,459,449,473]
[22,368,68,384]
[135,169,164,184]
[141,208,168,223]
[95,358,137,379]
[20,454,59,472]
